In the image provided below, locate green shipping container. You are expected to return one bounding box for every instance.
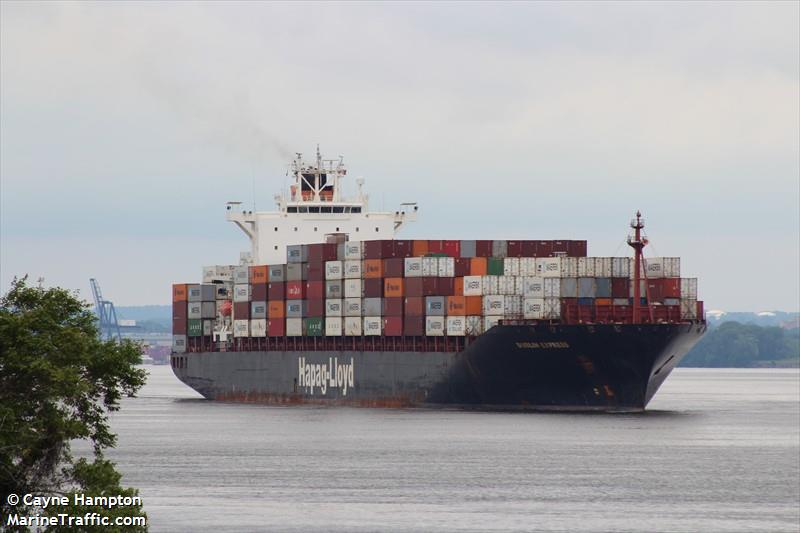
[488,258,504,275]
[188,319,203,337]
[304,317,324,336]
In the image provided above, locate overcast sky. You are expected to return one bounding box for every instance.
[2,1,798,311]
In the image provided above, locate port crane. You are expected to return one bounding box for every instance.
[89,278,121,342]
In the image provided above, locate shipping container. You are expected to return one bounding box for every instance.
[438,257,455,277]
[465,316,483,336]
[344,260,362,279]
[470,257,488,276]
[384,297,403,317]
[344,316,362,336]
[325,299,343,317]
[613,298,629,306]
[286,318,303,337]
[577,258,596,277]
[446,316,466,336]
[344,278,362,298]
[484,316,501,331]
[403,316,424,336]
[425,316,445,336]
[460,240,477,258]
[543,278,560,298]
[344,298,362,317]
[250,318,267,337]
[187,284,202,302]
[306,299,324,318]
[503,257,520,276]
[232,301,249,320]
[491,240,507,258]
[363,259,383,278]
[201,301,216,319]
[421,257,438,277]
[523,298,544,319]
[405,278,423,297]
[681,278,698,299]
[543,298,561,319]
[578,278,596,298]
[233,266,249,285]
[463,276,482,296]
[522,276,544,298]
[383,258,405,278]
[363,297,383,316]
[384,277,404,297]
[446,296,466,315]
[268,282,285,300]
[404,297,424,316]
[172,334,187,353]
[325,261,343,280]
[596,278,612,298]
[425,296,446,316]
[233,284,251,303]
[537,257,561,278]
[363,278,383,298]
[304,317,324,337]
[395,240,414,258]
[202,319,213,335]
[487,258,504,275]
[422,278,440,296]
[286,281,305,300]
[306,280,324,300]
[268,265,286,282]
[199,284,216,301]
[325,316,343,336]
[325,280,343,299]
[383,316,403,336]
[506,241,523,258]
[519,257,536,276]
[560,278,578,298]
[172,316,187,335]
[483,295,505,316]
[569,240,588,257]
[285,300,306,318]
[363,316,382,336]
[498,275,516,295]
[188,319,202,337]
[536,241,554,257]
[173,283,188,302]
[233,319,249,338]
[307,262,325,282]
[404,257,423,277]
[481,275,499,295]
[465,296,482,315]
[412,240,429,257]
[267,318,285,337]
[504,295,523,316]
[286,263,308,281]
[202,265,234,283]
[286,245,307,264]
[612,257,630,278]
[188,302,202,320]
[680,299,698,319]
[268,300,285,318]
[454,258,471,277]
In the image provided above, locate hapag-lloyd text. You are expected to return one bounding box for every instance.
[298,356,354,395]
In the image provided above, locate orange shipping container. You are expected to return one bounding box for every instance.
[412,239,429,257]
[470,257,488,276]
[596,298,613,306]
[249,265,269,284]
[454,277,464,296]
[384,278,404,297]
[465,296,482,315]
[363,259,383,278]
[173,284,188,302]
[447,296,466,315]
[268,301,285,318]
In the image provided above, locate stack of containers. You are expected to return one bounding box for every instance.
[174,239,703,347]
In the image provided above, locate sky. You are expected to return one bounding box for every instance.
[1,1,798,311]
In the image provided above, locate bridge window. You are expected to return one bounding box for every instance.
[375,227,379,232]
[309,206,320,213]
[333,207,344,213]
[356,227,359,232]
[274,227,278,231]
[322,206,332,213]
[314,227,318,231]
[287,206,298,213]
[299,206,308,213]
[352,207,361,213]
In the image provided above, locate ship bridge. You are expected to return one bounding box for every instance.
[227,147,417,265]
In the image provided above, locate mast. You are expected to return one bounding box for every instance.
[627,211,653,323]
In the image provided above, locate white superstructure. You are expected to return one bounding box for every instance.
[227,147,417,265]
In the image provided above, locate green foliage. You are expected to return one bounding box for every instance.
[0,277,148,531]
[682,321,800,367]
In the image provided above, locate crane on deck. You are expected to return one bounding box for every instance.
[89,278,121,342]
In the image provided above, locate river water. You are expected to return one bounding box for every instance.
[103,367,799,532]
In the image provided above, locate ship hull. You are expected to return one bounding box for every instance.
[172,323,705,411]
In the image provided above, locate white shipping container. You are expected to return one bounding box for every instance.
[325,261,343,280]
[286,318,303,336]
[561,257,578,278]
[577,257,596,277]
[523,276,545,298]
[344,279,362,298]
[187,302,202,319]
[680,299,698,319]
[404,257,423,277]
[325,316,343,336]
[233,319,249,338]
[523,298,545,319]
[499,276,516,295]
[437,257,455,277]
[250,319,267,337]
[344,316,362,336]
[465,316,483,336]
[425,316,445,336]
[543,298,562,319]
[663,257,681,278]
[503,257,520,276]
[363,316,382,336]
[233,266,250,284]
[483,295,505,316]
[537,257,561,278]
[422,257,438,277]
[344,260,362,279]
[172,335,187,353]
[203,265,234,283]
[514,276,525,296]
[344,241,362,260]
[596,257,613,278]
[233,284,251,303]
[504,295,523,317]
[202,319,213,336]
[484,316,501,331]
[612,257,630,278]
[325,299,343,317]
[187,284,202,302]
[543,278,561,298]
[481,276,499,295]
[521,257,537,276]
[446,316,466,336]
[463,276,482,296]
[344,298,362,317]
[681,278,698,299]
[644,257,664,279]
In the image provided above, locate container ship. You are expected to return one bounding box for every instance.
[171,148,706,411]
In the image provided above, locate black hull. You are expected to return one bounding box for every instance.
[172,323,705,411]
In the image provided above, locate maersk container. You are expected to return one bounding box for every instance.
[523,298,545,319]
[363,316,382,336]
[325,261,343,280]
[188,302,202,320]
[537,257,561,278]
[521,257,537,276]
[251,301,267,319]
[233,319,249,338]
[680,299,697,319]
[523,277,545,298]
[325,298,342,317]
[344,316,362,336]
[250,319,267,337]
[504,295,522,316]
[483,295,504,316]
[286,300,306,318]
[499,276,516,296]
[425,316,445,336]
[344,279,362,298]
[286,263,308,281]
[578,278,597,298]
[269,265,286,282]
[491,240,508,258]
[286,245,307,264]
[344,298,362,317]
[463,276,482,296]
[421,257,438,277]
[286,318,303,337]
[363,297,383,316]
[343,241,362,260]
[404,257,422,277]
[187,284,202,302]
[487,258,504,276]
[344,260,361,279]
[425,296,446,316]
[201,301,216,319]
[484,315,501,331]
[681,278,698,299]
[304,317,324,337]
[595,278,612,298]
[560,278,578,298]
[560,257,578,278]
[438,257,455,277]
[543,298,561,319]
[503,258,520,276]
[326,280,343,299]
[172,335,187,353]
[325,316,343,336]
[188,319,202,337]
[233,266,249,285]
[611,257,630,278]
[465,316,483,336]
[460,240,477,258]
[446,316,466,336]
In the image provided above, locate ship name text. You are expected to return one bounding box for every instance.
[298,356,354,395]
[516,341,570,349]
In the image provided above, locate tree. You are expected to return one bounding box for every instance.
[0,277,148,531]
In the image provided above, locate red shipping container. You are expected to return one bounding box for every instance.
[363,278,383,298]
[252,283,268,301]
[305,281,324,300]
[403,316,424,336]
[552,241,569,255]
[172,317,187,335]
[611,278,628,298]
[383,258,405,278]
[427,240,444,254]
[447,296,466,315]
[268,282,286,300]
[595,306,613,323]
[697,301,704,320]
[412,240,429,257]
[613,305,632,323]
[173,301,187,320]
[234,301,250,319]
[363,240,390,259]
[306,299,324,318]
[422,278,438,296]
[475,240,493,257]
[383,316,403,336]
[454,277,463,296]
[506,241,523,257]
[307,261,325,281]
[307,243,323,262]
[322,243,338,261]
[394,240,413,258]
[286,281,305,300]
[405,278,423,297]
[521,241,537,257]
[442,240,460,258]
[437,277,455,296]
[384,278,404,297]
[661,278,681,298]
[404,297,424,316]
[454,258,471,277]
[645,281,664,302]
[569,240,588,257]
[536,241,554,257]
[383,297,404,317]
[267,319,285,337]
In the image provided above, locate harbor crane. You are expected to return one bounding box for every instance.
[89,278,121,342]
